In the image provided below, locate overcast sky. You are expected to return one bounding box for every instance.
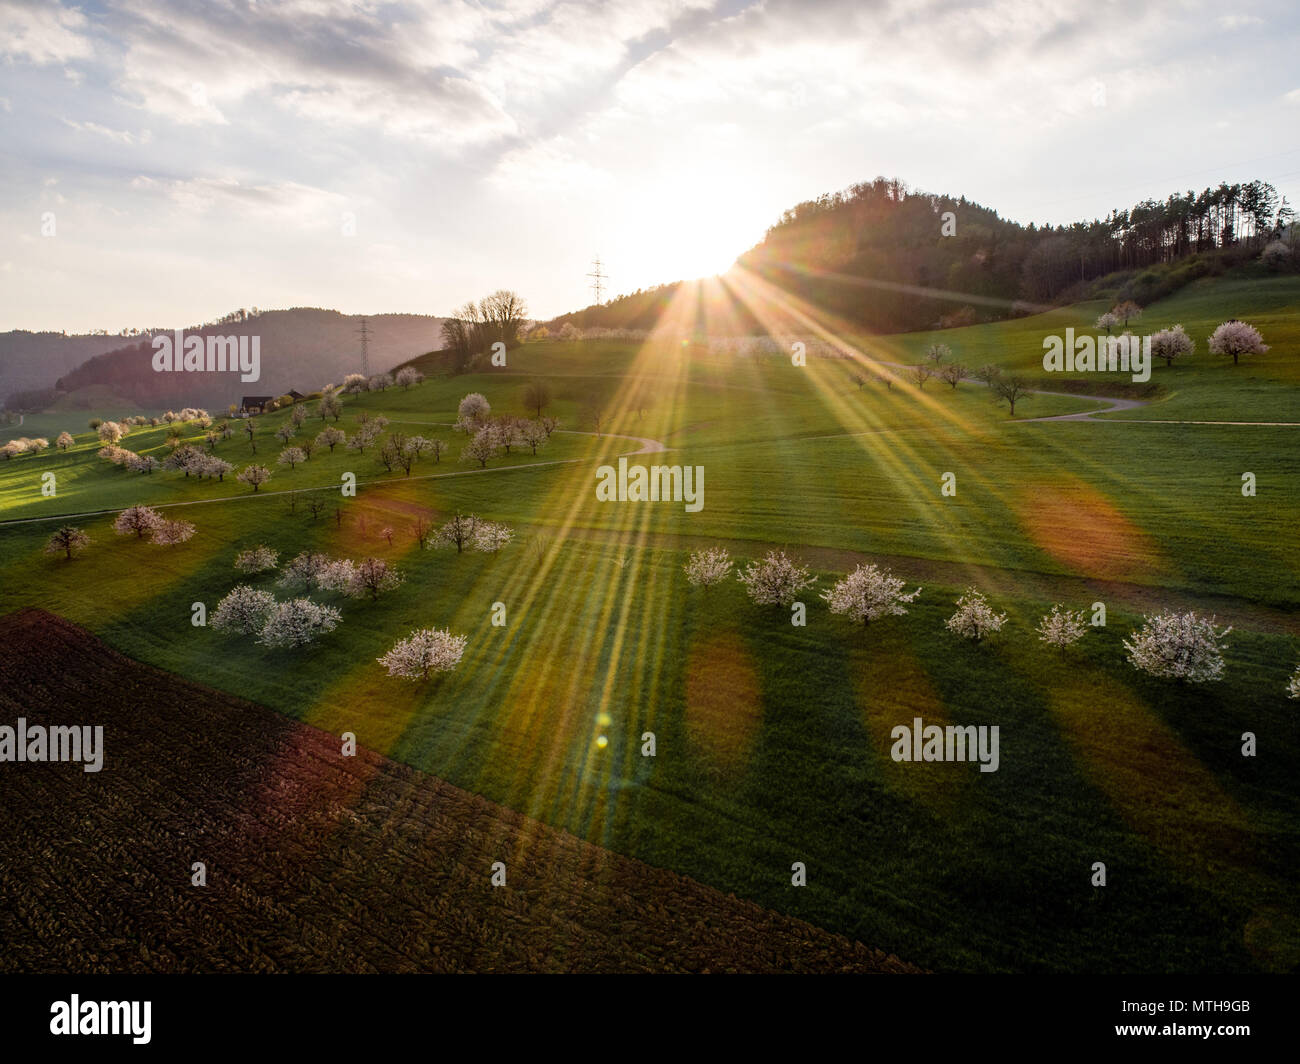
[2,0,1298,332]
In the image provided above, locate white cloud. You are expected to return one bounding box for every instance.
[489,139,615,192]
[1217,14,1263,30]
[0,0,93,65]
[108,0,515,142]
[131,175,346,224]
[63,119,151,145]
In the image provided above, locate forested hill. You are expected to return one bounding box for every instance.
[31,309,445,411]
[740,176,1292,332]
[0,332,137,406]
[549,177,1296,336]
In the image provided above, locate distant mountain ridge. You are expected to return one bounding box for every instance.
[0,332,138,404]
[4,309,446,412]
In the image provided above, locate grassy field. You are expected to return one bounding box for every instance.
[886,271,1300,422]
[1,273,1297,973]
[0,609,917,973]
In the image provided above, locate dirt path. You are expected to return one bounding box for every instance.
[1022,392,1300,426]
[867,358,1300,426]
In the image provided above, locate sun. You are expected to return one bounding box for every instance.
[616,175,768,285]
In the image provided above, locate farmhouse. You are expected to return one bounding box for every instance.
[239,395,274,415]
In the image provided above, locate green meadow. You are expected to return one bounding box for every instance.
[1,273,1297,973]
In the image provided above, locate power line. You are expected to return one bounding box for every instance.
[356,317,371,376]
[587,257,608,305]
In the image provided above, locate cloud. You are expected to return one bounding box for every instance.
[106,0,516,142]
[63,119,152,145]
[608,0,1179,133]
[1285,88,1300,106]
[130,174,345,224]
[1217,14,1263,30]
[489,139,615,192]
[0,0,93,65]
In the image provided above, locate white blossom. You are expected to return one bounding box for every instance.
[1036,604,1087,651]
[317,558,360,594]
[462,426,501,466]
[237,464,272,492]
[278,551,334,591]
[377,627,468,680]
[113,505,164,538]
[1208,320,1268,365]
[257,598,342,648]
[472,521,514,553]
[737,550,815,607]
[822,563,920,625]
[235,545,279,573]
[197,455,234,480]
[150,518,196,545]
[946,588,1008,642]
[458,392,491,422]
[1260,241,1293,270]
[1149,324,1195,367]
[316,427,346,452]
[684,547,733,587]
[126,453,161,474]
[212,586,277,634]
[1124,611,1231,683]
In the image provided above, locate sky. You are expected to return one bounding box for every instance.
[1,0,1299,333]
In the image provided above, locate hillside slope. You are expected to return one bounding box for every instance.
[43,309,446,412]
[0,608,918,974]
[0,332,136,404]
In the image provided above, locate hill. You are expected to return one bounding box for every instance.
[18,309,446,414]
[544,176,1295,336]
[0,608,917,974]
[1,267,1297,973]
[0,331,139,407]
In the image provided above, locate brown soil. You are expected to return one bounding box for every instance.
[0,608,920,974]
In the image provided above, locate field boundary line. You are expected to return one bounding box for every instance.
[0,428,669,527]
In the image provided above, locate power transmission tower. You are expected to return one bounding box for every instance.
[356,317,371,376]
[587,257,608,305]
